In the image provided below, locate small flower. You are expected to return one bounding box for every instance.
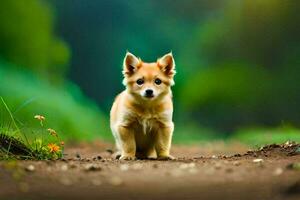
[47,143,60,153]
[34,115,45,126]
[34,115,45,121]
[47,128,57,137]
[60,141,65,146]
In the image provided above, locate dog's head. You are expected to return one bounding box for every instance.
[122,52,176,101]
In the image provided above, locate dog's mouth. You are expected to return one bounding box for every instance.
[144,94,154,99]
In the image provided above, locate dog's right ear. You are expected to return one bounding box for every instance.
[123,52,140,76]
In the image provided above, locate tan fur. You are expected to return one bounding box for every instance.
[110,52,176,160]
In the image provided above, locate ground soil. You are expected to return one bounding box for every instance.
[0,141,299,200]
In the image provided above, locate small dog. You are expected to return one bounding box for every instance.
[110,52,176,160]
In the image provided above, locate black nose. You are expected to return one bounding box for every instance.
[145,89,153,97]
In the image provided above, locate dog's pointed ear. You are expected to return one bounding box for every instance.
[157,52,176,76]
[123,52,140,76]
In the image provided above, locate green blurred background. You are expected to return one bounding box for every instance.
[1,0,300,145]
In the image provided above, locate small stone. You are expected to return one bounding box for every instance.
[179,163,195,170]
[61,164,68,171]
[214,162,222,170]
[211,155,217,159]
[120,164,129,171]
[75,153,81,159]
[152,164,158,168]
[109,176,123,186]
[188,163,196,168]
[84,164,102,171]
[93,155,102,161]
[69,162,77,169]
[273,167,283,176]
[223,160,229,164]
[233,161,241,166]
[284,141,293,147]
[106,149,114,154]
[253,158,264,163]
[179,163,189,169]
[25,165,35,172]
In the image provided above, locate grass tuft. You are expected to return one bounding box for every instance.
[0,97,64,160]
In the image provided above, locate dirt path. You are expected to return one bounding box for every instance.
[0,142,299,200]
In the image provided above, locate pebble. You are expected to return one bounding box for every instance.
[84,164,102,171]
[179,163,195,169]
[93,155,102,161]
[120,164,129,171]
[253,158,264,163]
[25,165,35,172]
[152,164,158,168]
[75,153,81,159]
[69,162,77,169]
[233,161,241,166]
[61,164,68,171]
[273,167,283,176]
[106,149,114,154]
[214,162,222,170]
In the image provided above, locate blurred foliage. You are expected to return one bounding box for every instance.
[0,0,70,82]
[0,60,111,141]
[178,0,300,132]
[232,127,300,146]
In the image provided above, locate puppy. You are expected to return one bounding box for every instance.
[110,52,176,160]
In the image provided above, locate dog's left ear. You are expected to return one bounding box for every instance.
[157,52,176,76]
[123,52,141,76]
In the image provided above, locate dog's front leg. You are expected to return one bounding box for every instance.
[118,126,136,160]
[155,123,174,160]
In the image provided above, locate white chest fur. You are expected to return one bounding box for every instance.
[136,115,158,135]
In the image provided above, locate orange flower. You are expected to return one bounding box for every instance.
[47,143,60,153]
[47,128,57,137]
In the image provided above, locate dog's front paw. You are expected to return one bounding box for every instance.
[157,155,175,160]
[119,155,136,160]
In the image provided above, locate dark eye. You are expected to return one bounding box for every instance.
[155,78,162,85]
[136,79,144,85]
